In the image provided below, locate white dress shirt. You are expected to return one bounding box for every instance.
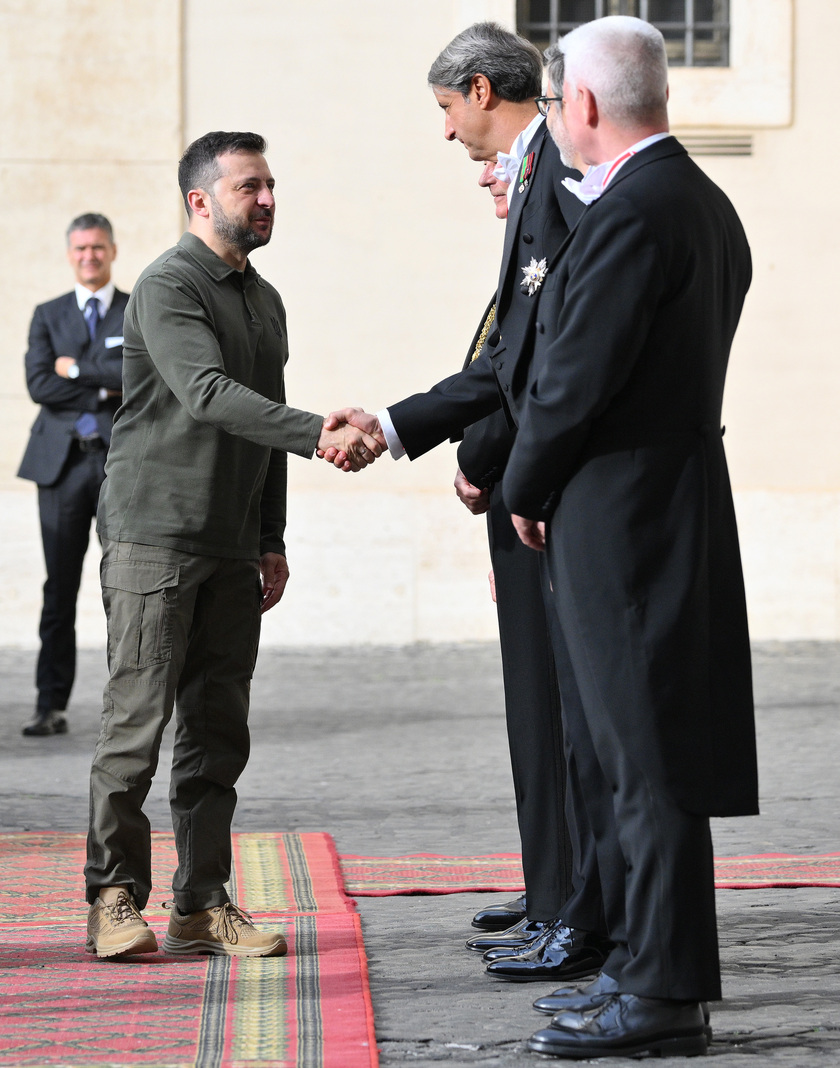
[494,112,545,205]
[75,280,115,314]
[561,132,670,204]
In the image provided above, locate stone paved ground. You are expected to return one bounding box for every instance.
[1,642,838,1064]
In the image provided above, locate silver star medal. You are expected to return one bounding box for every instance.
[520,257,548,296]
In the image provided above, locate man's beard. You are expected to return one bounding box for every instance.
[211,197,272,253]
[550,123,577,170]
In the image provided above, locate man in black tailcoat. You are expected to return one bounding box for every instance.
[18,214,127,736]
[413,23,609,964]
[503,18,758,1058]
[423,23,589,951]
[327,22,614,984]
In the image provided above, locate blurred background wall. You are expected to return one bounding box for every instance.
[0,0,836,648]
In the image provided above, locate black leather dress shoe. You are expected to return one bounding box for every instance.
[533,971,620,1014]
[527,993,709,1058]
[485,924,613,982]
[482,916,566,961]
[471,894,526,931]
[22,710,68,737]
[465,916,547,953]
[535,975,712,1041]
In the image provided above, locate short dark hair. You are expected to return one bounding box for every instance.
[428,22,543,102]
[66,213,114,243]
[177,131,267,215]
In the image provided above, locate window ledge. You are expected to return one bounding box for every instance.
[668,0,792,128]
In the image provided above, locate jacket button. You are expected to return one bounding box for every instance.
[494,360,503,370]
[536,322,544,333]
[503,383,509,392]
[523,233,533,244]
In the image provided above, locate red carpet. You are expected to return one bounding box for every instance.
[338,851,840,895]
[0,832,377,1067]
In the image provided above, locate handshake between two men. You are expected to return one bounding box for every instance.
[315,407,548,553]
[317,408,385,472]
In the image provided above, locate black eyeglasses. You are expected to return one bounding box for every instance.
[535,96,563,117]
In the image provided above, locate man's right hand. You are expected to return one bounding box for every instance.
[454,468,490,515]
[317,411,385,472]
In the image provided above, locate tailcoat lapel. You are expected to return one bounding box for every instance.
[497,122,550,299]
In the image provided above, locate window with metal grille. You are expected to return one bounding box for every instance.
[517,0,730,66]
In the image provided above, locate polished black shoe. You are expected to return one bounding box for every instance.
[471,894,527,931]
[535,975,713,1041]
[527,993,709,1058]
[465,916,548,953]
[22,710,68,737]
[533,971,620,1014]
[485,924,612,982]
[483,916,567,961]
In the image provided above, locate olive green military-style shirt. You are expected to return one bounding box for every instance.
[97,232,323,559]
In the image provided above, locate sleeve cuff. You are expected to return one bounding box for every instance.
[378,408,406,460]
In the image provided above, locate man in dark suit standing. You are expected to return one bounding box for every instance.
[422,23,585,950]
[498,17,758,1058]
[327,23,615,984]
[18,214,127,737]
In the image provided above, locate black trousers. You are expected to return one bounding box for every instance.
[487,486,574,921]
[546,519,722,1001]
[35,441,106,713]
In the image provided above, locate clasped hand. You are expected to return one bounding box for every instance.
[317,408,386,472]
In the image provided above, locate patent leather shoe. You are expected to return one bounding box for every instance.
[482,916,566,961]
[465,916,547,953]
[533,971,620,1014]
[470,894,526,931]
[527,993,709,1058]
[485,924,612,982]
[535,974,712,1040]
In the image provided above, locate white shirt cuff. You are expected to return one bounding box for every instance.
[377,408,406,460]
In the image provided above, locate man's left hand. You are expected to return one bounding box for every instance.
[455,468,490,515]
[260,552,289,613]
[512,514,546,551]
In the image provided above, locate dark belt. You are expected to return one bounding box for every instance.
[73,435,105,453]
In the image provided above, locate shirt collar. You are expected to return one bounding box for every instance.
[562,132,670,204]
[177,231,263,286]
[75,280,115,312]
[493,112,545,185]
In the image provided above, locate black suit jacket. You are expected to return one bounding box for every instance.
[389,121,583,469]
[18,289,128,487]
[503,137,758,817]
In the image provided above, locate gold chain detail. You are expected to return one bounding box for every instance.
[471,304,497,362]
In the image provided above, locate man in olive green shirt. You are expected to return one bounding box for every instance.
[84,131,382,960]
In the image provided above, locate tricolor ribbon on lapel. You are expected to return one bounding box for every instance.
[518,151,535,192]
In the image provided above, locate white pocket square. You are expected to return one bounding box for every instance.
[105,336,124,348]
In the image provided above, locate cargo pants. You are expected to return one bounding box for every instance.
[85,540,262,912]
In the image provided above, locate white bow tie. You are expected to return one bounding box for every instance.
[563,148,641,204]
[493,152,520,184]
[562,176,604,205]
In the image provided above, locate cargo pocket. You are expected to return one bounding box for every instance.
[101,562,180,668]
